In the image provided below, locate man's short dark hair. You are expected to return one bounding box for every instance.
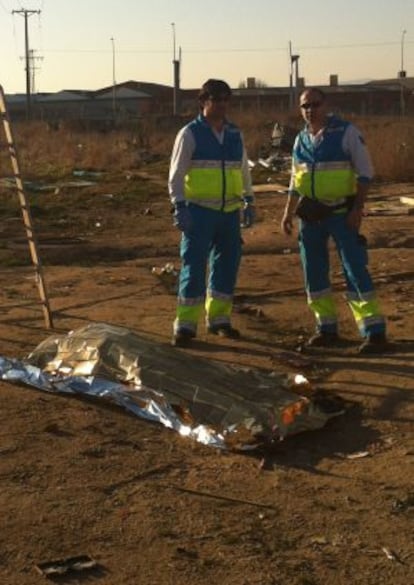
[300,87,326,102]
[199,79,232,104]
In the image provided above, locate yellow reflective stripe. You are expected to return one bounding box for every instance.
[308,295,337,321]
[347,297,383,323]
[186,168,243,195]
[205,295,232,324]
[295,168,356,201]
[175,302,204,328]
[185,167,243,211]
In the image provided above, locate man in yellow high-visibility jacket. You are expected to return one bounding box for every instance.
[281,87,387,354]
[168,79,254,347]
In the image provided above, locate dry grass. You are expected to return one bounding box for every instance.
[1,112,413,182]
[233,110,414,182]
[356,116,414,181]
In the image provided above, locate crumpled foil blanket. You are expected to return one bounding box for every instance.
[0,322,341,449]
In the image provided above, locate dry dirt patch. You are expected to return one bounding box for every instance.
[0,172,412,585]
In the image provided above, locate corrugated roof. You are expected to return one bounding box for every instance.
[95,87,151,100]
[366,77,414,90]
[40,90,93,102]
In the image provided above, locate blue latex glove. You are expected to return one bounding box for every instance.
[241,202,255,228]
[173,201,192,232]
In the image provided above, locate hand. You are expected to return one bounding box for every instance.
[241,202,255,228]
[173,202,192,232]
[281,211,294,235]
[346,205,364,232]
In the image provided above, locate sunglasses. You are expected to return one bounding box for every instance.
[300,101,322,110]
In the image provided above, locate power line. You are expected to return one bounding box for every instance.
[40,39,413,56]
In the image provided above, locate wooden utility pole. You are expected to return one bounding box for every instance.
[171,23,181,116]
[0,85,53,329]
[12,8,41,120]
[110,37,117,121]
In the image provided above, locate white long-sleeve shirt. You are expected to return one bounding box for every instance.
[168,123,254,206]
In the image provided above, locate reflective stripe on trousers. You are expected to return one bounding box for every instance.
[299,214,386,337]
[174,204,242,334]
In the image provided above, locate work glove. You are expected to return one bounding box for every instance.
[241,196,255,228]
[173,201,192,232]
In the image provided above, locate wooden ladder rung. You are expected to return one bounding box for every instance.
[0,84,53,329]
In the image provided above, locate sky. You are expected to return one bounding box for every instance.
[0,0,413,94]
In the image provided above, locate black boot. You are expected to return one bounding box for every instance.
[358,333,388,354]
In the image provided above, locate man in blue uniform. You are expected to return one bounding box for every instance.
[281,87,387,354]
[168,79,254,347]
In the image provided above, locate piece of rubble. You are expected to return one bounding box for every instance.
[151,262,178,294]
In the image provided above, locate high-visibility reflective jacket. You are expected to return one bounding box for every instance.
[293,116,358,206]
[184,115,244,211]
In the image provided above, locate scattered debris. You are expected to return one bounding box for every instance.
[234,303,265,318]
[367,203,414,216]
[60,179,97,188]
[336,451,370,460]
[257,153,291,172]
[168,484,278,510]
[151,262,178,294]
[400,196,414,207]
[258,456,273,471]
[73,169,104,179]
[35,554,100,578]
[310,535,329,546]
[392,493,414,514]
[381,547,403,563]
[346,451,370,459]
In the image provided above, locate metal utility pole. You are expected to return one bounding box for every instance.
[288,42,300,110]
[288,41,293,109]
[110,37,117,120]
[171,22,181,115]
[28,49,43,95]
[400,29,407,74]
[289,41,300,109]
[399,29,407,116]
[12,8,41,120]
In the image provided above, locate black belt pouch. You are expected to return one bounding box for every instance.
[295,196,334,222]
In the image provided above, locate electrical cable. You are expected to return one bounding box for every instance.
[41,39,411,56]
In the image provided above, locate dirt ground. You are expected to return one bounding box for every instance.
[0,164,413,585]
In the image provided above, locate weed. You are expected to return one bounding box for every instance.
[2,113,413,187]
